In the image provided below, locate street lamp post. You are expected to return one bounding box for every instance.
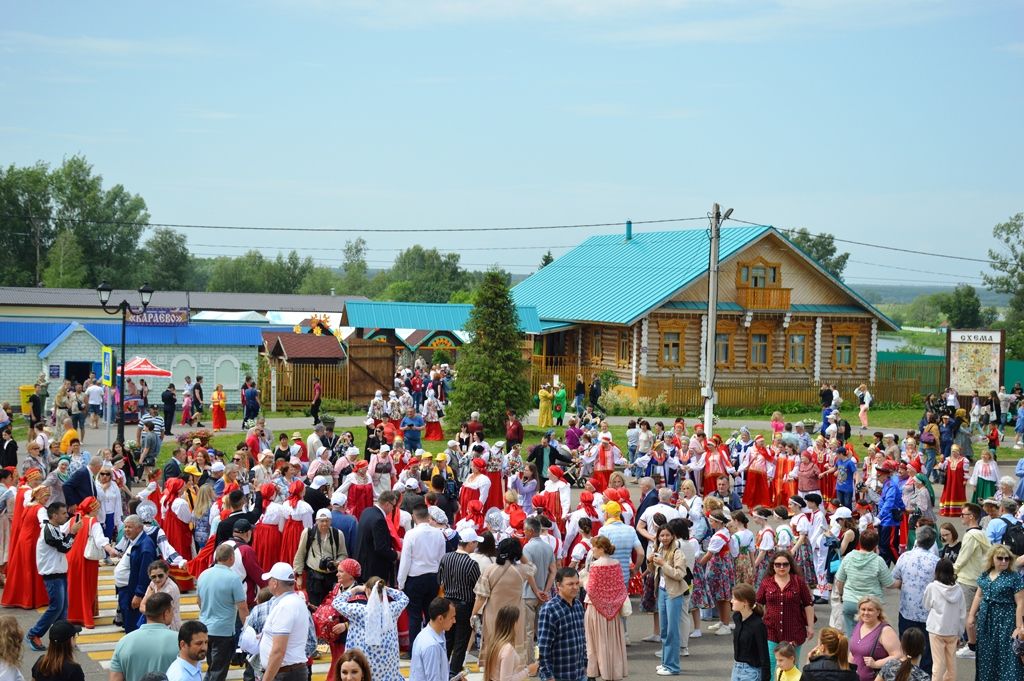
[97,282,154,443]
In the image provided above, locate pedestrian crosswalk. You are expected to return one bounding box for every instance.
[67,567,484,681]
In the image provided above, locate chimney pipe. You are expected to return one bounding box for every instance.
[625,219,632,241]
[330,287,336,297]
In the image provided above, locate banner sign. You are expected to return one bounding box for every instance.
[101,346,113,387]
[127,307,189,326]
[947,329,1004,395]
[949,330,1000,344]
[48,364,60,379]
[0,346,26,354]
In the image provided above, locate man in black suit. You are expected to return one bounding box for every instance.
[632,476,659,529]
[163,447,187,482]
[63,458,102,511]
[161,383,176,436]
[356,490,399,584]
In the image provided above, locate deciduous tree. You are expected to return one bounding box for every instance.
[787,228,850,280]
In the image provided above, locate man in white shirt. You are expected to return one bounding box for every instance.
[636,487,681,543]
[166,620,209,681]
[259,562,310,681]
[306,425,325,461]
[397,504,446,646]
[85,381,105,428]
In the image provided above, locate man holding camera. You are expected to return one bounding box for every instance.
[294,508,348,608]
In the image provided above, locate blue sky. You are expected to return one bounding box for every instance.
[2,1,1021,287]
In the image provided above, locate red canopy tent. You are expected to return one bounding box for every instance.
[117,356,172,377]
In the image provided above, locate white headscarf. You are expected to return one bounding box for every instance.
[364,583,393,642]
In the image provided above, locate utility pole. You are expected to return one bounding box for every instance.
[703,202,732,437]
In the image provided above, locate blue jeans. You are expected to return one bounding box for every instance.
[29,575,68,638]
[658,588,682,673]
[731,661,761,681]
[924,448,937,480]
[836,489,853,509]
[842,600,859,636]
[574,395,584,416]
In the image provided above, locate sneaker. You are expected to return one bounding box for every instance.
[715,626,732,636]
[642,634,661,643]
[656,668,678,676]
[728,622,736,630]
[26,635,46,652]
[689,630,702,638]
[681,648,690,657]
[707,622,721,631]
[625,633,631,647]
[955,647,975,659]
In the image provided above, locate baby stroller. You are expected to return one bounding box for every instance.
[562,449,589,488]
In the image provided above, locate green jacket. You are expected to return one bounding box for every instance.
[835,549,894,604]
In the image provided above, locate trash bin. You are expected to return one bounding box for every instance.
[19,385,35,416]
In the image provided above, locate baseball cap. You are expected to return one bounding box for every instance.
[315,508,332,521]
[310,476,330,490]
[458,527,483,543]
[210,461,225,473]
[262,562,296,582]
[832,507,853,520]
[49,620,82,643]
[404,478,420,490]
[233,519,253,534]
[331,490,347,507]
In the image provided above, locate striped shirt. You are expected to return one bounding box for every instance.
[438,550,480,604]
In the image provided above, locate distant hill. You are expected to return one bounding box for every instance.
[852,283,1008,306]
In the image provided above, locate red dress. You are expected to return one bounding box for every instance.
[1,502,47,609]
[66,516,101,628]
[279,502,311,565]
[818,451,836,500]
[939,457,968,516]
[742,447,774,510]
[424,421,444,441]
[253,505,284,572]
[346,481,374,521]
[702,446,733,497]
[163,500,195,560]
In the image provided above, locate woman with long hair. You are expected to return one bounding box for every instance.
[967,545,1024,681]
[211,383,227,432]
[650,524,687,676]
[66,497,116,628]
[0,615,24,680]
[875,627,928,681]
[190,482,215,549]
[30,620,84,681]
[730,583,770,681]
[584,535,628,681]
[509,463,539,515]
[336,649,373,681]
[140,559,182,631]
[848,596,902,681]
[1,484,49,610]
[333,577,410,681]
[802,627,858,681]
[95,463,122,541]
[483,605,538,681]
[473,538,537,660]
[279,479,313,565]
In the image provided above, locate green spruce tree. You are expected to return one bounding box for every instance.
[445,270,532,434]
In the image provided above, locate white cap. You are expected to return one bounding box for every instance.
[404,478,420,490]
[345,446,360,458]
[331,490,347,507]
[261,562,296,582]
[315,446,328,458]
[833,507,853,520]
[415,448,427,457]
[315,508,332,521]
[458,527,483,543]
[447,440,458,448]
[210,461,225,473]
[364,417,375,426]
[494,440,506,449]
[379,444,391,453]
[311,476,330,490]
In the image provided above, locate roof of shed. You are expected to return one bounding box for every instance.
[343,301,542,334]
[269,333,345,360]
[0,287,366,313]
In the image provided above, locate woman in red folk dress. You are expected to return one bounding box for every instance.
[67,497,116,628]
[742,435,775,510]
[279,479,313,565]
[458,458,491,523]
[1,484,49,609]
[253,482,285,572]
[773,443,798,508]
[161,479,194,561]
[701,435,736,497]
[340,461,374,521]
[818,440,837,501]
[562,491,601,566]
[939,444,970,516]
[421,390,444,441]
[591,433,623,493]
[5,468,42,560]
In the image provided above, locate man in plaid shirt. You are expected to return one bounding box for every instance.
[536,567,586,681]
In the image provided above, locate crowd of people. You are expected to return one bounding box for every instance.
[0,375,1023,681]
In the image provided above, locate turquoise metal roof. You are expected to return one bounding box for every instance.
[344,301,542,334]
[513,226,771,325]
[663,301,743,312]
[791,304,868,314]
[539,320,577,333]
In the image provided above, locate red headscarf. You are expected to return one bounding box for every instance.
[578,491,598,518]
[78,496,100,515]
[260,483,278,513]
[220,482,241,520]
[287,480,305,508]
[465,499,485,530]
[163,478,185,517]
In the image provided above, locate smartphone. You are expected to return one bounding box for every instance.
[451,671,467,681]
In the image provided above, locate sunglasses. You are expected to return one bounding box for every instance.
[233,458,241,462]
[995,556,1011,562]
[773,562,790,567]
[99,473,111,477]
[150,573,167,580]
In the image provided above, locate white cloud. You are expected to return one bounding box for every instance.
[0,30,212,58]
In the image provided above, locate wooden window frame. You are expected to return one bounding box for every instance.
[747,320,774,371]
[590,328,603,361]
[736,256,782,290]
[617,329,630,368]
[832,322,860,371]
[658,319,687,368]
[714,319,737,369]
[784,322,813,371]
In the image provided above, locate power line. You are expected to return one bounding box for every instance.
[0,214,707,234]
[728,218,996,266]
[846,259,985,282]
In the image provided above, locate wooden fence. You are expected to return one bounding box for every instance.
[260,361,348,406]
[528,356,603,395]
[635,376,922,411]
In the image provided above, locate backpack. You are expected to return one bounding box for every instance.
[997,517,1024,557]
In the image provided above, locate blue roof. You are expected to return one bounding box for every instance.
[663,301,743,312]
[512,226,771,325]
[344,301,542,334]
[0,321,265,350]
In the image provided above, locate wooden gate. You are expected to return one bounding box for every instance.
[347,339,396,406]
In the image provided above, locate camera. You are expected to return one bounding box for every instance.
[320,558,337,572]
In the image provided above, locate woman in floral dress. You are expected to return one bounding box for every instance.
[967,545,1024,681]
[938,445,969,516]
[787,496,818,589]
[696,511,735,633]
[334,577,410,681]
